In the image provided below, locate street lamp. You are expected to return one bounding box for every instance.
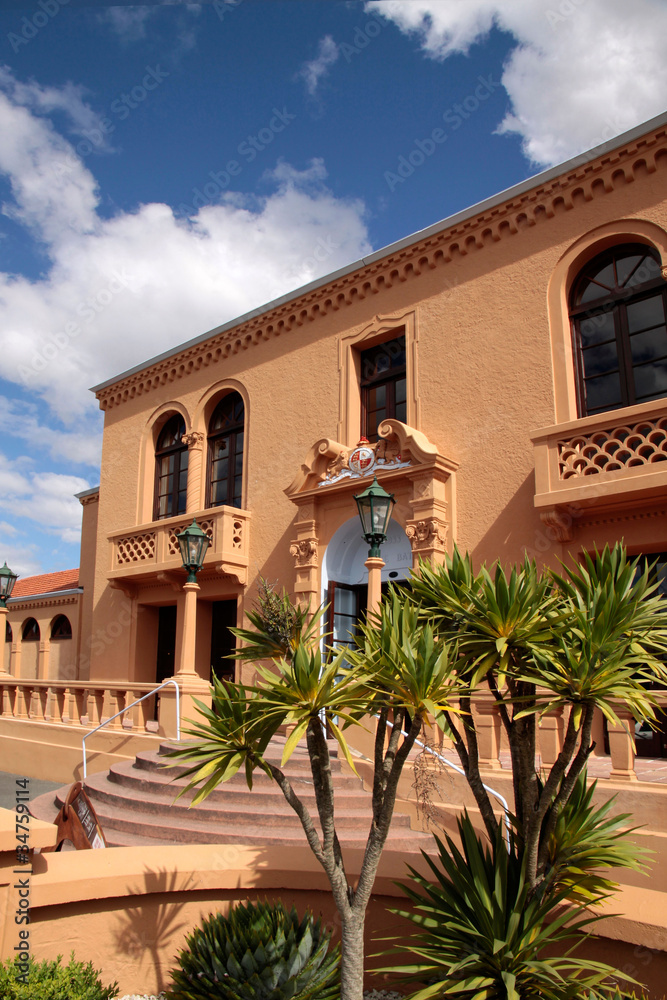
[174,520,210,681]
[0,562,18,608]
[176,520,210,582]
[354,477,395,614]
[0,562,18,677]
[354,477,395,557]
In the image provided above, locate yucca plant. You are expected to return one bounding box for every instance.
[166,899,340,1000]
[387,813,632,1000]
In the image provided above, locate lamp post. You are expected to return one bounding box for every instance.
[354,477,395,615]
[0,562,18,677]
[175,520,210,677]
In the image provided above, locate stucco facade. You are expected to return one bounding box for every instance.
[2,111,667,768]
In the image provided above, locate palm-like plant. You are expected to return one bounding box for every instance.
[166,900,340,1000]
[387,813,633,1000]
[407,543,667,892]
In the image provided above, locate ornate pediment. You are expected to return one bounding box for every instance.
[285,420,455,498]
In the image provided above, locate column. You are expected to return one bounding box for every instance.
[0,608,9,677]
[183,432,205,514]
[365,556,384,616]
[161,581,210,740]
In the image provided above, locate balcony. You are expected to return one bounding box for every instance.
[108,506,251,586]
[531,399,667,517]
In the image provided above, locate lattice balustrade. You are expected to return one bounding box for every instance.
[167,518,214,556]
[232,519,243,549]
[558,417,667,480]
[116,532,156,565]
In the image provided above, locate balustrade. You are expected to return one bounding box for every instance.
[0,679,175,737]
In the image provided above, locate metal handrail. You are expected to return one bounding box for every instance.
[82,679,180,779]
[377,715,512,850]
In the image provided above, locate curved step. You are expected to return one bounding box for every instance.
[29,736,432,853]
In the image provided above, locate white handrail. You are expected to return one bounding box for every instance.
[377,715,512,851]
[82,679,181,779]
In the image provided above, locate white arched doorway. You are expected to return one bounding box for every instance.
[321,516,412,648]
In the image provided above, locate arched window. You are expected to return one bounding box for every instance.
[154,414,189,520]
[207,393,244,509]
[22,618,40,641]
[51,615,72,639]
[5,621,12,643]
[571,245,667,416]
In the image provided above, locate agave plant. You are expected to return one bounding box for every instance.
[386,813,633,1000]
[166,899,340,1000]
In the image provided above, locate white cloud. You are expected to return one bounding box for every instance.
[0,397,101,468]
[298,35,340,97]
[0,453,90,545]
[0,70,372,428]
[365,0,667,166]
[97,7,156,43]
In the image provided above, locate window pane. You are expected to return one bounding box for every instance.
[582,342,618,377]
[395,399,407,422]
[634,361,667,401]
[370,384,386,409]
[589,262,615,288]
[578,311,615,347]
[630,327,667,364]
[627,295,665,334]
[235,450,243,474]
[615,254,644,286]
[360,336,406,383]
[625,255,661,288]
[335,589,357,614]
[584,371,622,412]
[395,377,406,404]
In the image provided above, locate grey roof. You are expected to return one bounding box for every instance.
[91,110,667,395]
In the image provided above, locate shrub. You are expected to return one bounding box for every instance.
[387,813,632,1000]
[0,952,119,1000]
[166,899,340,1000]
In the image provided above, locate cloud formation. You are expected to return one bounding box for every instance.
[0,453,90,548]
[365,0,667,165]
[298,35,340,97]
[0,69,371,439]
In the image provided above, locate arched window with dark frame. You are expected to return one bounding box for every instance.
[571,245,667,416]
[51,615,72,639]
[207,393,244,509]
[154,414,189,520]
[22,618,40,641]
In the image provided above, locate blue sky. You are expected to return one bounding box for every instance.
[0,0,666,579]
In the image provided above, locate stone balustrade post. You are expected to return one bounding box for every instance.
[472,693,502,770]
[608,705,638,781]
[539,705,565,768]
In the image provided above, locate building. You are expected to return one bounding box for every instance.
[2,111,667,780]
[1,110,667,995]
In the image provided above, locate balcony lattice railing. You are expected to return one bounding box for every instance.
[532,400,667,512]
[108,506,250,584]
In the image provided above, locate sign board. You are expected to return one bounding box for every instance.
[43,782,107,852]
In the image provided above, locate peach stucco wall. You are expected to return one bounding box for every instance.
[1,815,665,998]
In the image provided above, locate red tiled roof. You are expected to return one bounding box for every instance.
[11,569,80,599]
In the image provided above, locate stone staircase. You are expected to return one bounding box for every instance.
[29,737,433,853]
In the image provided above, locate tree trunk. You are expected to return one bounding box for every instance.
[340,911,365,1000]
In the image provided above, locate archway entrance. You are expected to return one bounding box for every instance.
[322,517,412,650]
